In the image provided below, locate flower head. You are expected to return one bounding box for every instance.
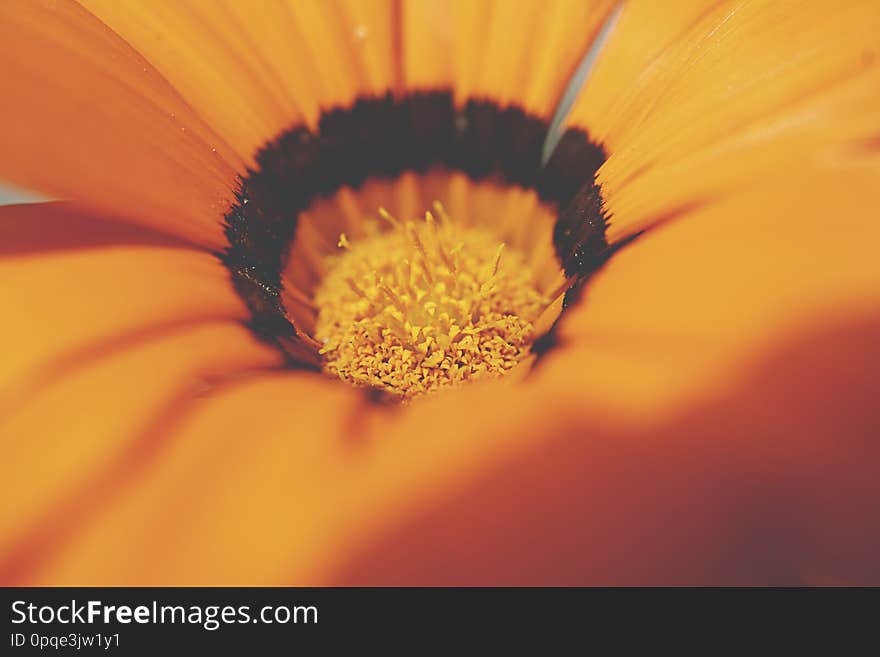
[0,0,879,585]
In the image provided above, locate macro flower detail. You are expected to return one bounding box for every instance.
[222,92,605,382]
[313,206,549,399]
[1,0,879,586]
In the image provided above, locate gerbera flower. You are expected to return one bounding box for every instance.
[1,0,878,585]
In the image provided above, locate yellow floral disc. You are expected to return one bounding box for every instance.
[314,204,548,400]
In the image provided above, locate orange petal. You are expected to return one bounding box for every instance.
[333,311,880,584]
[565,0,880,240]
[83,0,618,167]
[405,0,618,115]
[0,321,283,584]
[81,0,399,164]
[0,235,248,406]
[0,201,198,257]
[28,306,880,585]
[0,0,242,248]
[16,373,365,585]
[545,163,880,420]
[15,368,600,585]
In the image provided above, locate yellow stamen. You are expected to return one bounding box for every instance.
[313,204,547,400]
[378,206,400,228]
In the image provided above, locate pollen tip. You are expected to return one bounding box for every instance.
[378,206,399,227]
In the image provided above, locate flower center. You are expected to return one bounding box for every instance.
[313,203,548,400]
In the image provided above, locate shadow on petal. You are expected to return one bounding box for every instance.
[0,202,201,257]
[333,311,880,585]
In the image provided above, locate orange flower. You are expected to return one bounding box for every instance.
[1,0,879,585]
